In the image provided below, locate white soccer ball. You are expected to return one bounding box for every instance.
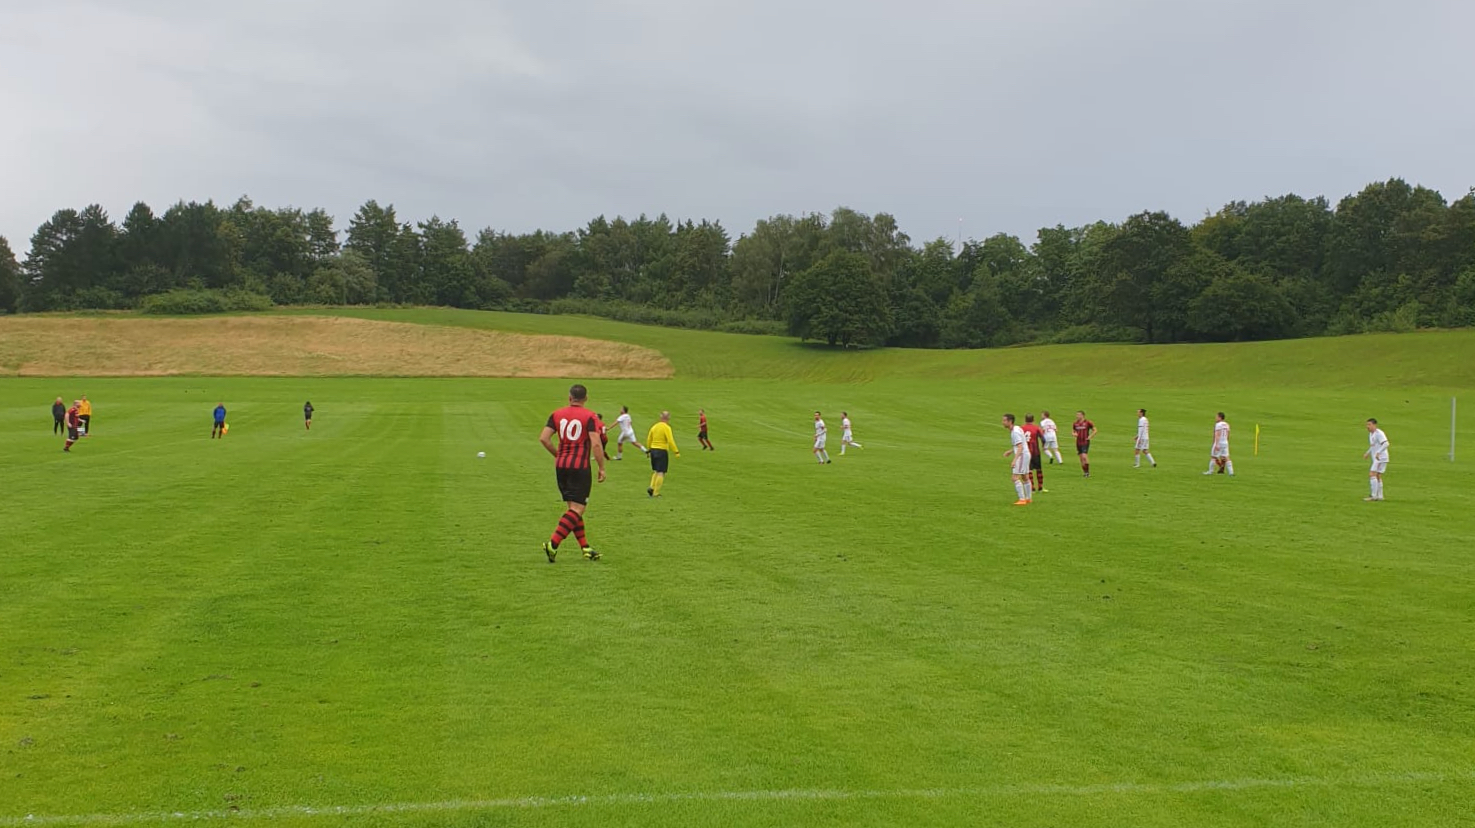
[476,451,486,459]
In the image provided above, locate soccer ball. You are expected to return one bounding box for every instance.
[476,451,486,459]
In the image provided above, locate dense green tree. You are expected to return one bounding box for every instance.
[156,200,239,289]
[1188,271,1297,341]
[785,251,891,346]
[6,178,1475,347]
[940,271,1011,349]
[307,251,378,305]
[1099,211,1192,342]
[346,200,423,302]
[418,217,476,307]
[22,209,87,310]
[0,236,20,313]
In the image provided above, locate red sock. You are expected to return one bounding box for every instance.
[573,514,588,549]
[550,510,578,547]
[1037,469,1044,489]
[1084,462,1090,474]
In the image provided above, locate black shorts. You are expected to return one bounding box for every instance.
[67,427,79,440]
[305,412,313,420]
[555,466,593,505]
[649,449,670,474]
[214,420,225,429]
[1029,453,1042,471]
[1077,442,1090,455]
[698,430,708,440]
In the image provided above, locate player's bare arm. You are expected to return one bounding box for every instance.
[540,425,558,457]
[589,428,607,482]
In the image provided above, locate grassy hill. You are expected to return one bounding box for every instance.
[295,307,1475,389]
[1,311,1472,827]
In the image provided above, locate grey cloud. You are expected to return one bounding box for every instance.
[1,0,1471,251]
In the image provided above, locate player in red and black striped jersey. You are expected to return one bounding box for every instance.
[538,384,607,563]
[1072,410,1097,478]
[1022,414,1045,493]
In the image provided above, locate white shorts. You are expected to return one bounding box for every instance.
[842,430,854,442]
[1370,458,1388,474]
[1012,452,1030,475]
[1043,435,1059,449]
[815,436,827,450]
[618,428,637,444]
[1211,442,1229,459]
[1135,438,1150,451]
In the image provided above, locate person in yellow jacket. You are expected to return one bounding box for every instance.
[78,395,92,436]
[646,411,680,497]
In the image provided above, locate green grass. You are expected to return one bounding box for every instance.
[291,306,1475,388]
[2,316,1474,827]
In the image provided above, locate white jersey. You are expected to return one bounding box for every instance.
[841,417,853,435]
[1212,421,1230,457]
[1010,425,1030,474]
[1136,416,1150,449]
[1040,417,1059,445]
[814,418,827,449]
[1368,429,1389,462]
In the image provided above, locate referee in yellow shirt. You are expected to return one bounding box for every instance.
[646,411,680,497]
[78,395,92,436]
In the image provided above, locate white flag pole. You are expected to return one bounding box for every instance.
[1451,397,1457,462]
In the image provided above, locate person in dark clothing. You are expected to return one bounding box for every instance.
[52,397,66,434]
[304,401,314,431]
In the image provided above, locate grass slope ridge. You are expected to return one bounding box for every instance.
[0,315,672,379]
[305,307,1475,389]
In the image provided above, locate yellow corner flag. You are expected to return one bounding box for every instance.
[1254,423,1260,456]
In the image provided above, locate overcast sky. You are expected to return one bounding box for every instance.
[1,0,1472,251]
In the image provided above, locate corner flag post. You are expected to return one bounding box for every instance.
[1254,423,1260,457]
[1452,397,1458,462]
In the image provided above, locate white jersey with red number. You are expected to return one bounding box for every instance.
[1040,417,1059,446]
[1011,425,1030,474]
[1212,421,1230,457]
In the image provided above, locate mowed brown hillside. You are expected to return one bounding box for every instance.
[0,316,673,378]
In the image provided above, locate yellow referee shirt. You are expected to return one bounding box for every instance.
[78,399,92,416]
[646,421,679,454]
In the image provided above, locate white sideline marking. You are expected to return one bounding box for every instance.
[3,771,1464,826]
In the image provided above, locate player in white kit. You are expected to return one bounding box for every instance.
[840,412,863,454]
[1363,418,1389,501]
[1204,412,1233,475]
[1002,413,1032,506]
[1133,408,1156,468]
[1039,410,1064,464]
[813,411,831,464]
[613,406,648,460]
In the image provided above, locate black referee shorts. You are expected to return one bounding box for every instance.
[649,449,670,474]
[555,466,593,505]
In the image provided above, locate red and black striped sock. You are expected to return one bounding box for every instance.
[573,513,588,548]
[550,510,578,547]
[1036,469,1044,489]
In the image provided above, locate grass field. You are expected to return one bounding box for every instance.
[2,313,1474,827]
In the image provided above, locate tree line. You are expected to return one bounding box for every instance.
[2,178,1472,347]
